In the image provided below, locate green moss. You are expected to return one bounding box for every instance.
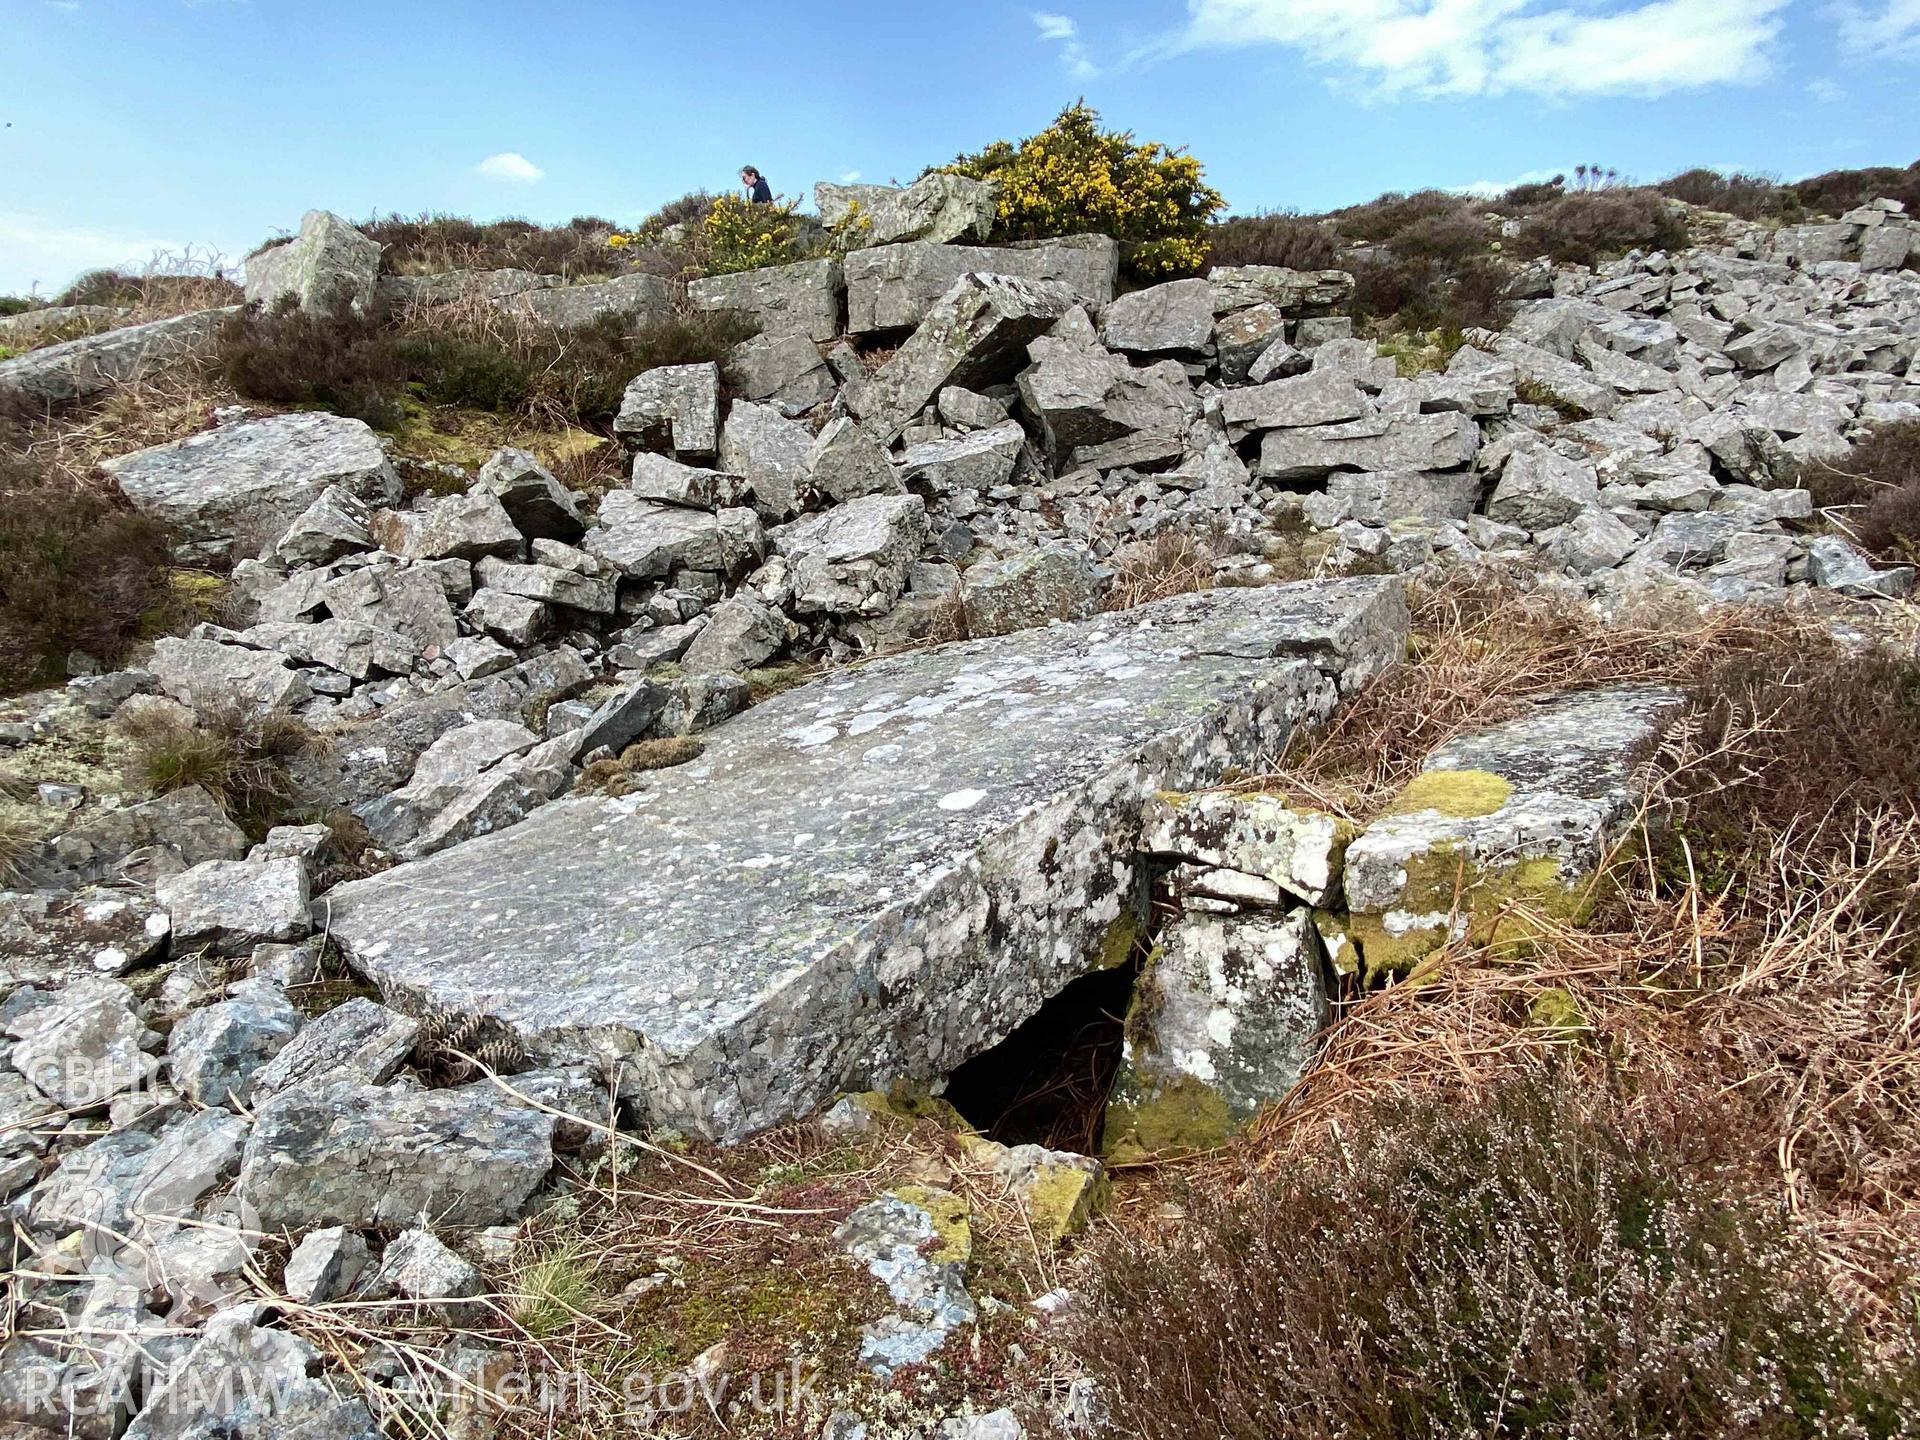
[1388,768,1513,819]
[845,1085,973,1132]
[1312,908,1359,976]
[1102,1072,1236,1162]
[1091,904,1141,972]
[1020,1160,1109,1241]
[380,396,606,474]
[1528,986,1589,1035]
[891,1185,972,1265]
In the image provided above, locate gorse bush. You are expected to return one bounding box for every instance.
[1063,1078,1919,1439]
[698,194,806,275]
[1204,212,1340,272]
[0,451,177,690]
[942,103,1226,279]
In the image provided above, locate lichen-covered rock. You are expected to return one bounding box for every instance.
[681,593,787,676]
[243,210,382,315]
[725,332,836,417]
[237,1079,555,1229]
[104,412,401,559]
[961,1136,1107,1241]
[317,578,1407,1140]
[1140,789,1353,906]
[1221,370,1369,439]
[283,1226,368,1304]
[0,308,229,416]
[1103,908,1329,1159]
[810,417,904,503]
[1343,686,1681,978]
[1258,411,1479,482]
[899,423,1024,496]
[43,786,247,891]
[5,977,159,1109]
[503,271,671,329]
[613,362,722,460]
[836,1187,977,1377]
[165,989,302,1107]
[1099,277,1214,355]
[843,234,1117,336]
[370,490,522,561]
[157,857,311,954]
[274,483,375,566]
[719,400,814,521]
[772,492,928,617]
[478,447,587,542]
[1207,265,1354,315]
[1487,446,1602,531]
[249,997,418,1099]
[960,543,1104,637]
[149,638,312,714]
[817,173,999,248]
[689,257,844,341]
[586,493,765,579]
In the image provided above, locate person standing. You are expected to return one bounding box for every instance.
[740,166,773,205]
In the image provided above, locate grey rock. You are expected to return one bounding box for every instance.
[720,400,814,521]
[243,210,381,315]
[960,543,1104,637]
[359,718,541,849]
[681,594,787,676]
[274,484,375,566]
[250,998,418,1099]
[900,422,1025,495]
[1099,277,1214,354]
[1545,508,1639,575]
[320,562,460,648]
[158,857,311,953]
[1324,470,1480,525]
[0,308,228,416]
[1207,265,1353,315]
[165,991,301,1107]
[1247,337,1312,385]
[1486,446,1602,531]
[689,258,844,342]
[725,332,835,417]
[587,492,765,579]
[234,619,419,681]
[844,234,1118,335]
[150,638,311,713]
[361,1228,480,1303]
[576,679,671,755]
[608,619,704,670]
[1221,370,1370,438]
[1213,302,1291,384]
[1725,324,1804,372]
[613,362,722,460]
[403,731,579,857]
[283,1226,368,1304]
[502,271,671,329]
[1140,790,1349,907]
[773,492,929,617]
[478,448,587,542]
[1258,412,1480,481]
[1019,320,1197,463]
[852,272,1079,443]
[629,451,735,509]
[6,977,159,1109]
[445,633,516,680]
[318,579,1407,1140]
[465,587,551,646]
[937,386,1010,430]
[474,553,618,615]
[371,490,522,561]
[1806,535,1915,599]
[817,173,999,247]
[104,412,400,559]
[836,1188,977,1377]
[238,1080,554,1229]
[46,787,247,890]
[810,417,905,503]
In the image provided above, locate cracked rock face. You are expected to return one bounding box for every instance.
[317,578,1408,1140]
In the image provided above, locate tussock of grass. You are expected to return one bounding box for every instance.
[0,807,39,885]
[507,1246,599,1338]
[121,700,321,839]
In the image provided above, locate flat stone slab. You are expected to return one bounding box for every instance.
[319,578,1408,1140]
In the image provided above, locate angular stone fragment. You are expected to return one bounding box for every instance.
[1018,313,1196,462]
[104,412,400,559]
[817,174,999,247]
[321,564,459,647]
[1258,412,1479,481]
[773,493,929,617]
[166,990,301,1107]
[238,1080,556,1229]
[46,787,247,890]
[372,490,522,561]
[1099,277,1214,354]
[810,416,904,503]
[158,857,311,953]
[479,448,587,542]
[1221,370,1369,439]
[681,594,787,676]
[1344,686,1680,978]
[586,493,765,579]
[0,308,228,416]
[1104,908,1329,1158]
[613,362,722,460]
[319,579,1408,1140]
[844,234,1117,335]
[1207,265,1353,315]
[628,451,733,509]
[726,331,836,417]
[1486,446,1602,531]
[235,619,419,680]
[275,483,375,566]
[576,679,670,756]
[1140,791,1352,906]
[284,1227,369,1304]
[960,543,1104,637]
[719,400,814,521]
[243,210,381,315]
[689,258,844,341]
[149,638,311,714]
[852,272,1079,444]
[504,271,671,329]
[899,423,1025,495]
[6,977,159,1109]
[1324,470,1480,526]
[250,997,418,1099]
[474,552,617,615]
[1806,535,1915,599]
[938,386,1011,431]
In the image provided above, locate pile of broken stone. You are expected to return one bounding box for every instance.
[2,180,1918,1436]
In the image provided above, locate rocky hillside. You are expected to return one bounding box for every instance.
[1,171,1919,1439]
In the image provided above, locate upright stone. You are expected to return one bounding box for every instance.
[689,258,843,342]
[816,174,999,248]
[243,210,382,316]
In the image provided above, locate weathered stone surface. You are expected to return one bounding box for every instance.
[725,332,835,416]
[628,451,734,509]
[1208,265,1353,315]
[319,579,1408,1140]
[852,272,1079,443]
[587,493,765,579]
[1487,446,1602,531]
[0,301,121,346]
[165,990,301,1107]
[1806,534,1915,599]
[158,857,311,953]
[237,1080,555,1228]
[1221,370,1369,439]
[1104,908,1329,1158]
[720,400,814,521]
[283,1227,368,1304]
[149,638,311,713]
[1324,470,1480,526]
[1258,412,1480,481]
[689,258,843,341]
[844,234,1118,335]
[478,447,587,542]
[1099,277,1214,354]
[810,417,904,503]
[1140,790,1351,907]
[682,594,787,676]
[959,543,1104,637]
[104,413,400,557]
[235,619,419,681]
[1344,686,1680,977]
[899,423,1025,495]
[372,490,522,561]
[274,484,375,566]
[938,386,1011,431]
[0,888,171,988]
[45,787,246,890]
[836,1188,977,1377]
[503,271,671,329]
[243,210,381,315]
[361,1228,480,1303]
[474,553,617,616]
[613,362,722,460]
[250,997,418,1099]
[6,977,159,1109]
[773,493,928,617]
[817,174,999,248]
[0,308,229,415]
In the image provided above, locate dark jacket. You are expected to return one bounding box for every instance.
[746,175,773,205]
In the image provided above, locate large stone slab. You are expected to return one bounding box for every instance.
[844,234,1119,335]
[689,258,844,342]
[319,578,1409,1140]
[816,174,999,248]
[243,209,381,315]
[0,308,230,416]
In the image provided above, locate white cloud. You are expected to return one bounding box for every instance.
[475,151,544,184]
[1453,166,1563,198]
[1033,10,1100,78]
[0,214,190,295]
[1179,0,1789,97]
[1833,0,1920,57]
[839,169,863,184]
[1807,76,1848,101]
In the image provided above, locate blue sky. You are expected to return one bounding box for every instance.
[3,0,1918,295]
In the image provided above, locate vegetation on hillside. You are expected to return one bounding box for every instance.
[1801,420,1920,563]
[942,103,1227,279]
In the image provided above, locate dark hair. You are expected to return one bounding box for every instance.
[740,165,760,178]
